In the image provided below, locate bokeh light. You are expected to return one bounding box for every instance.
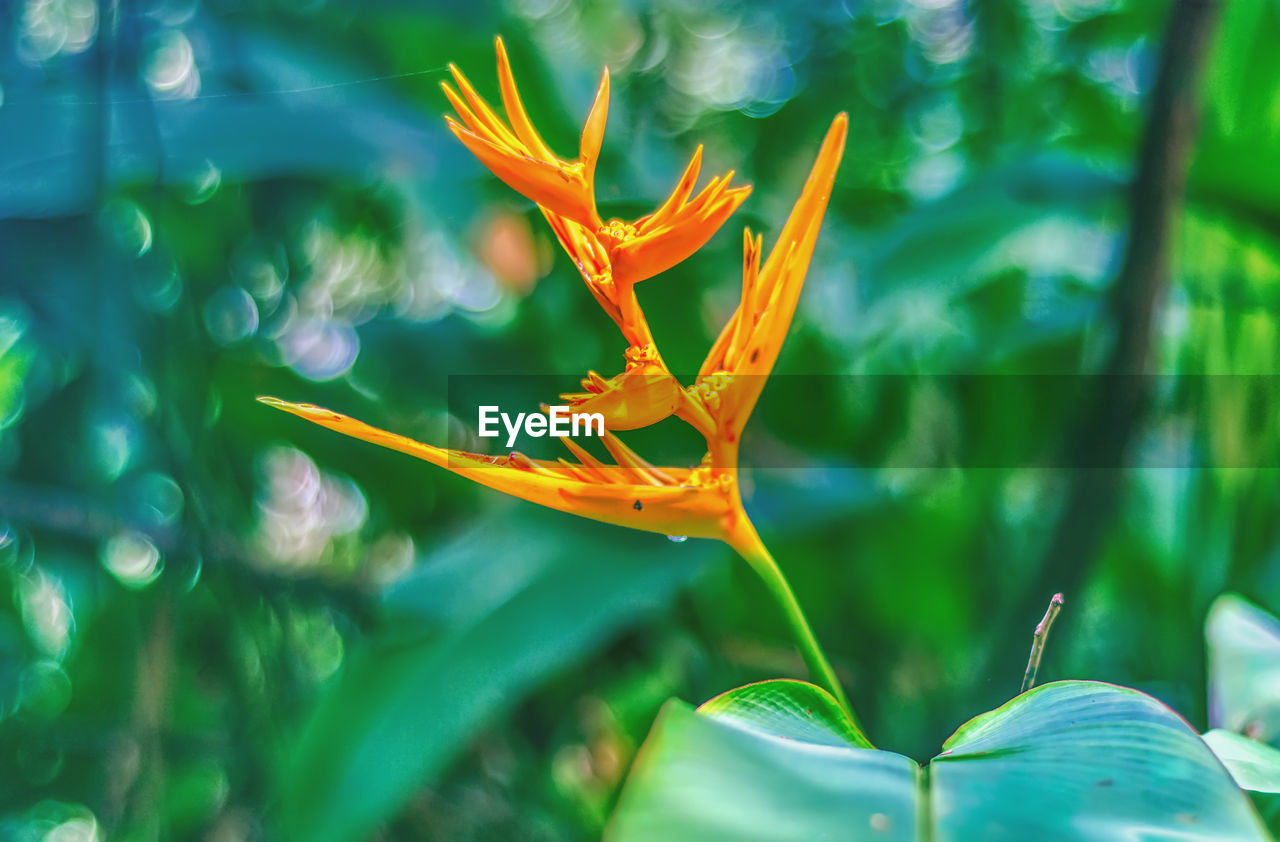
[99,531,163,589]
[253,446,368,570]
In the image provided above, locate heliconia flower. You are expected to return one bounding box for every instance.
[444,37,751,291]
[259,114,847,539]
[255,397,739,540]
[259,95,855,719]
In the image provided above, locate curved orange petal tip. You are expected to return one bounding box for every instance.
[445,40,751,294]
[612,180,753,287]
[256,396,733,539]
[444,39,603,230]
[579,67,610,174]
[494,36,556,161]
[601,152,753,287]
[694,113,847,433]
[446,120,595,225]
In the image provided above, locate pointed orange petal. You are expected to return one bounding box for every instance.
[447,122,595,224]
[600,431,678,486]
[559,436,625,483]
[494,36,556,161]
[697,229,757,380]
[257,397,728,539]
[612,181,751,286]
[757,113,848,293]
[441,83,498,143]
[703,114,847,437]
[557,457,596,483]
[561,363,683,431]
[726,229,763,364]
[446,65,523,151]
[579,67,610,175]
[686,172,728,212]
[636,145,703,234]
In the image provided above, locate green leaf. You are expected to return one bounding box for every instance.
[1205,729,1280,794]
[609,680,1269,841]
[608,698,919,842]
[697,678,872,749]
[1207,593,1280,739]
[276,508,722,842]
[933,681,1265,841]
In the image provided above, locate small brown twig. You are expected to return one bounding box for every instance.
[1021,593,1064,694]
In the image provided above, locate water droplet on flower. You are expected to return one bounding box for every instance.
[667,535,687,543]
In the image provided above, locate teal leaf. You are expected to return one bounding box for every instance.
[608,698,919,842]
[933,681,1264,841]
[609,680,1269,841]
[1207,593,1280,739]
[1204,729,1280,794]
[697,678,872,749]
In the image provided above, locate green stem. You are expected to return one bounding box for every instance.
[728,517,861,732]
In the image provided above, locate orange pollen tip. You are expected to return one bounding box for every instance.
[685,462,734,491]
[599,219,638,241]
[624,344,658,365]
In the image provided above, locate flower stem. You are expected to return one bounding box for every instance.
[728,517,861,731]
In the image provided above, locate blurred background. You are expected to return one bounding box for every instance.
[1,0,1277,839]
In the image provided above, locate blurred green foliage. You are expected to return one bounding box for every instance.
[1,0,1279,839]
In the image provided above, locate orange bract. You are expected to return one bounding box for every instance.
[256,397,738,540]
[445,37,751,296]
[443,37,607,230]
[558,346,685,432]
[697,113,849,446]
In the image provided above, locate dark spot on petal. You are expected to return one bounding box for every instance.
[633,500,643,511]
[750,349,759,363]
[1096,779,1113,788]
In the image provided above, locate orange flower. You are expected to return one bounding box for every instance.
[258,112,847,549]
[444,37,751,290]
[263,47,854,716]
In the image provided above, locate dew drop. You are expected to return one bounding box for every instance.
[666,535,688,543]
